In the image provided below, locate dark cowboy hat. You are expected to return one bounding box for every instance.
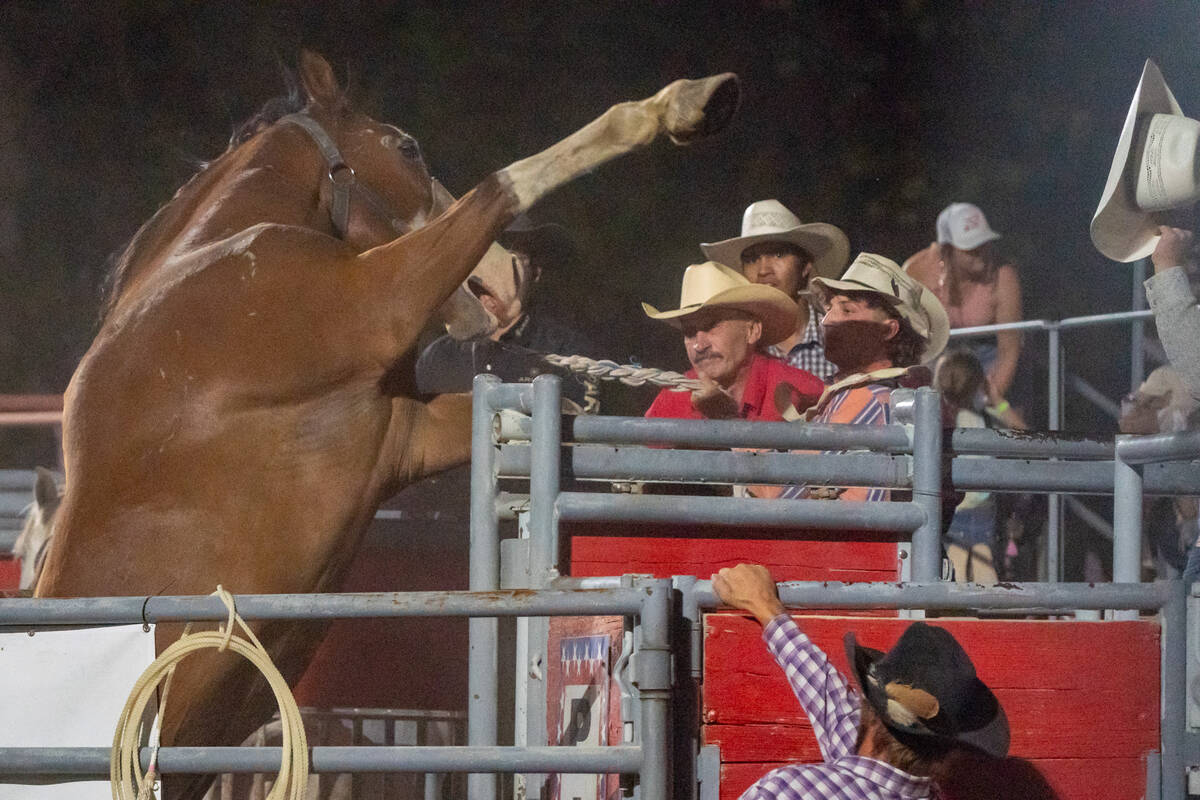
[497,214,577,272]
[843,622,1009,759]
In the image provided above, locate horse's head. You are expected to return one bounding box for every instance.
[292,51,514,340]
[12,467,61,592]
[292,51,437,248]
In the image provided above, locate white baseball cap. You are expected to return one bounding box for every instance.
[936,203,1002,251]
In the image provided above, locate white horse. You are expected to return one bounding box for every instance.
[12,467,61,591]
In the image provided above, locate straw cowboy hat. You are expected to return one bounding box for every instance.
[1091,59,1200,262]
[642,261,798,345]
[845,622,1009,759]
[701,200,851,282]
[810,253,950,364]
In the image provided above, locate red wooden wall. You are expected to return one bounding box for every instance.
[705,613,1160,800]
[0,556,19,594]
[568,523,903,584]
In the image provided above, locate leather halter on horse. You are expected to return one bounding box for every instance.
[281,111,436,239]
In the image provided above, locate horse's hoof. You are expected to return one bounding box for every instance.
[663,73,741,145]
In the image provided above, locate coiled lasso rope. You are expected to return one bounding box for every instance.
[110,586,308,800]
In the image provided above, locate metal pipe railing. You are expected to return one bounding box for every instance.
[529,375,562,580]
[499,413,1117,459]
[910,388,944,581]
[0,589,649,627]
[468,373,505,800]
[554,492,926,532]
[0,745,644,777]
[688,578,1170,612]
[495,444,1200,496]
[947,305,1162,581]
[1116,430,1200,465]
[945,308,1154,339]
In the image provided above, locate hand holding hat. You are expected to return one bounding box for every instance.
[1092,60,1200,262]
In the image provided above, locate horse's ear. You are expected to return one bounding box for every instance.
[298,50,344,111]
[33,467,60,510]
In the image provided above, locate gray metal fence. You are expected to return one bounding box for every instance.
[0,583,672,800]
[3,363,1198,800]
[474,373,1200,800]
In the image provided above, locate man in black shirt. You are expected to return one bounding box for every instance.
[415,216,597,407]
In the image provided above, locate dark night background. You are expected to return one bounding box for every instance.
[1,1,1198,468]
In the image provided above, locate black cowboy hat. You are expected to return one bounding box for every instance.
[843,622,1010,759]
[498,214,577,272]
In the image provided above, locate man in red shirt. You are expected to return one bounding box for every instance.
[642,261,824,420]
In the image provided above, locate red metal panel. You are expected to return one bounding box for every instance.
[570,535,900,582]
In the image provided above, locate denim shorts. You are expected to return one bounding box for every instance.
[947,501,997,547]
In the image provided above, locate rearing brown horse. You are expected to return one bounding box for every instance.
[34,51,738,796]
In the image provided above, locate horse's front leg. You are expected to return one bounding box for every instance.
[354,74,740,355]
[500,72,740,212]
[380,392,475,490]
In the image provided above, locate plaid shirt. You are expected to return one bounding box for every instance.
[737,615,937,800]
[766,300,838,383]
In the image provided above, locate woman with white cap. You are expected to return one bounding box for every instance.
[903,203,1023,398]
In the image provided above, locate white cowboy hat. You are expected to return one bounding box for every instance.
[810,253,950,364]
[701,200,850,282]
[1091,59,1200,263]
[936,203,1001,251]
[642,261,799,345]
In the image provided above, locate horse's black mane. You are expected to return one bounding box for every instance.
[229,77,306,147]
[100,74,308,322]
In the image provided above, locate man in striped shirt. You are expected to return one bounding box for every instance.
[712,563,1009,800]
[753,254,949,502]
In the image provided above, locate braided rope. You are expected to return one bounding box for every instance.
[541,353,700,392]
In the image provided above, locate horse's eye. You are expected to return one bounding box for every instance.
[382,133,421,161]
[398,135,422,161]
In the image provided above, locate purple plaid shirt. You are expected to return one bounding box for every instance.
[766,300,838,383]
[737,616,937,800]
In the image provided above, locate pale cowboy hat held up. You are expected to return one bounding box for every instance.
[811,253,951,364]
[641,260,799,345]
[701,199,851,282]
[1091,59,1200,262]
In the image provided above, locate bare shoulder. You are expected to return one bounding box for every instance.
[995,262,1021,290]
[902,243,941,288]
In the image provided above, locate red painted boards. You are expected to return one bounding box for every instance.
[567,521,902,583]
[704,613,1159,800]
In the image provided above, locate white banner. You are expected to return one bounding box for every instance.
[0,624,156,799]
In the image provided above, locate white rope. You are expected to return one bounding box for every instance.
[111,586,308,800]
[541,353,701,392]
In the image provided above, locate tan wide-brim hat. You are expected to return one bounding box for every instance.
[1091,59,1200,263]
[811,253,950,364]
[642,261,799,346]
[701,199,851,282]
